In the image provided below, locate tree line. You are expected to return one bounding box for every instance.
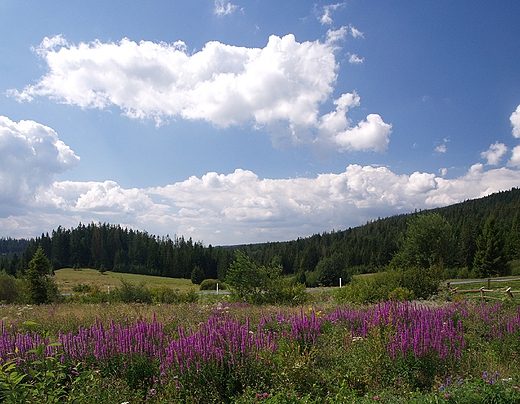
[1,188,519,284]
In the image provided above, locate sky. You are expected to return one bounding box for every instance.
[1,0,520,246]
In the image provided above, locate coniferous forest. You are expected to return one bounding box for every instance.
[1,187,520,282]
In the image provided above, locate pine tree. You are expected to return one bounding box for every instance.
[25,246,59,304]
[473,216,508,278]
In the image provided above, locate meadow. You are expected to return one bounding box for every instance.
[1,285,520,403]
[53,268,196,295]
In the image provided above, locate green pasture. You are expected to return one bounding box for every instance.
[53,268,196,294]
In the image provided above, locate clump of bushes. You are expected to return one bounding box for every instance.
[335,266,442,304]
[199,279,226,291]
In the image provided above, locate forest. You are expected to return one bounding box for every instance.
[1,187,519,284]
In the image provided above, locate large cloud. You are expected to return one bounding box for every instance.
[3,161,518,245]
[0,116,79,216]
[8,34,390,152]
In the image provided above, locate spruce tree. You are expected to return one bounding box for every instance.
[25,246,58,304]
[473,216,508,278]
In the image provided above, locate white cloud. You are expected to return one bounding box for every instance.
[510,105,520,138]
[509,145,520,167]
[2,160,519,244]
[8,34,388,152]
[0,116,79,216]
[434,138,449,154]
[348,24,364,39]
[480,142,508,165]
[319,3,345,25]
[348,53,364,64]
[214,0,238,16]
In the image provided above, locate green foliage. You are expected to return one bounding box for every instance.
[24,246,60,304]
[111,279,152,303]
[315,252,349,287]
[226,251,307,304]
[336,267,441,304]
[72,283,92,293]
[0,271,20,303]
[0,359,29,402]
[149,285,199,303]
[391,213,456,269]
[199,278,226,290]
[190,265,205,285]
[473,216,509,277]
[388,286,415,301]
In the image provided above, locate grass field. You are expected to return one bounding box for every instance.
[54,268,196,294]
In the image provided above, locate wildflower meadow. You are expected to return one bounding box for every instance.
[1,298,520,403]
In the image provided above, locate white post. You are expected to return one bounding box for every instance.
[216,283,219,295]
[339,278,342,288]
[108,286,110,294]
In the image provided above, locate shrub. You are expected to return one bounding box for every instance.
[335,267,441,304]
[304,270,319,287]
[72,283,92,293]
[0,272,20,303]
[111,279,152,303]
[388,286,414,301]
[149,286,199,303]
[200,279,226,291]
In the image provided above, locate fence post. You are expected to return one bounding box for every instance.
[480,287,485,302]
[488,278,491,289]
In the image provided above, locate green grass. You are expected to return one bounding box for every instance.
[54,267,196,294]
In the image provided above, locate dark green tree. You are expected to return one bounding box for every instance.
[506,212,520,260]
[473,216,508,278]
[390,213,455,269]
[25,246,59,304]
[316,252,347,287]
[190,265,205,285]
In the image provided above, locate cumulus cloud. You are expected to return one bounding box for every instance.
[509,145,520,167]
[8,34,388,152]
[214,0,238,16]
[480,142,508,165]
[2,161,519,244]
[510,105,520,138]
[0,116,79,216]
[318,93,392,152]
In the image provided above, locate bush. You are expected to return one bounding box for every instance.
[72,283,92,293]
[199,279,226,291]
[0,272,20,303]
[304,270,319,287]
[111,279,152,303]
[335,267,442,304]
[149,286,199,303]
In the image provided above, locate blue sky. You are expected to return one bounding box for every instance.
[1,0,520,245]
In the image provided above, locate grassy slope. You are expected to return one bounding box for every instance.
[54,268,196,294]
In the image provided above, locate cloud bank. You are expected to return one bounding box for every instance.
[1,117,519,245]
[8,34,389,152]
